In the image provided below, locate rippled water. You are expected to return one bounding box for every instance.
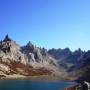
[0,79,76,90]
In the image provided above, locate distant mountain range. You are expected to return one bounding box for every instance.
[0,35,89,81]
[48,45,90,81]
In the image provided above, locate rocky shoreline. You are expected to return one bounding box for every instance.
[63,84,80,90]
[0,74,68,82]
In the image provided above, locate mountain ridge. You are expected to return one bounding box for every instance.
[0,35,64,79]
[0,35,89,82]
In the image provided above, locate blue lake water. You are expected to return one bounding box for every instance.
[0,80,76,90]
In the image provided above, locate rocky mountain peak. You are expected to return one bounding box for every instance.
[0,35,26,65]
[48,48,72,60]
[3,34,12,42]
[0,35,89,80]
[0,35,20,53]
[26,41,33,47]
[73,48,83,54]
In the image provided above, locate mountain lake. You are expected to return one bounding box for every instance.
[0,79,77,90]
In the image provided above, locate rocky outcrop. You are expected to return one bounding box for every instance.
[48,48,85,69]
[0,35,60,78]
[0,35,89,80]
[66,50,90,81]
[21,41,58,69]
[48,47,90,81]
[48,48,72,60]
[74,51,90,82]
[0,34,26,65]
[48,48,84,63]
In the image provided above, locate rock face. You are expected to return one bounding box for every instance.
[73,51,90,81]
[48,48,90,81]
[0,35,57,68]
[22,41,58,69]
[48,48,84,69]
[0,35,89,80]
[48,48,72,60]
[48,48,84,63]
[0,35,59,77]
[0,34,26,65]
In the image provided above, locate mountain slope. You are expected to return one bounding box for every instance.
[48,48,84,69]
[0,35,66,78]
[0,35,89,81]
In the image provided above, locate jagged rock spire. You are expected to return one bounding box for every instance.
[26,41,34,47]
[3,34,12,42]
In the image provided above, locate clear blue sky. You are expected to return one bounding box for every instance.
[0,0,90,51]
